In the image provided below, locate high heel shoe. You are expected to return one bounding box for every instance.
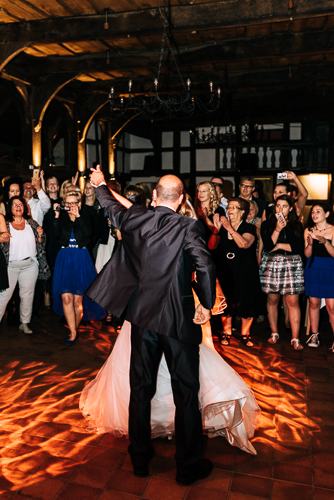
[241,335,253,347]
[220,333,232,346]
[65,332,77,346]
[105,312,113,324]
[291,338,303,350]
[268,332,279,344]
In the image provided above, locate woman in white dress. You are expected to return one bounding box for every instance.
[80,190,261,455]
[80,319,260,454]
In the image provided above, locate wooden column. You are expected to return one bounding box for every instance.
[78,138,86,191]
[32,126,42,167]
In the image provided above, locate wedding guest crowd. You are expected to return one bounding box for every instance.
[1,167,334,353]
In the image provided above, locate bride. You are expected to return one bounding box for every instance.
[80,190,261,455]
[80,318,260,455]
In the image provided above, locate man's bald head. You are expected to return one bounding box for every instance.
[155,175,184,205]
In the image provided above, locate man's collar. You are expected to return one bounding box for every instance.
[154,204,176,213]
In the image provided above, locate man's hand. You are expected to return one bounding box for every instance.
[90,165,105,187]
[193,304,211,325]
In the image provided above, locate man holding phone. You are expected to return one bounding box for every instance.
[23,171,51,226]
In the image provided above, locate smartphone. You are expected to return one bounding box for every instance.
[32,168,40,179]
[277,173,288,180]
[275,212,284,221]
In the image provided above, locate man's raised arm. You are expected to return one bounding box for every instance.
[90,165,131,229]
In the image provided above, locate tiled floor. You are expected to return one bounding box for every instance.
[0,307,334,500]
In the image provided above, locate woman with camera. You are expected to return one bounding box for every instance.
[259,195,305,349]
[52,191,105,345]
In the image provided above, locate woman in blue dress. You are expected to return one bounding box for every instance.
[304,203,334,351]
[52,190,106,345]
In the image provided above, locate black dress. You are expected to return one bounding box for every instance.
[216,222,264,318]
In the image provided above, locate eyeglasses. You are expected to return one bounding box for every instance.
[13,203,23,208]
[239,184,254,189]
[65,201,79,206]
[227,206,242,211]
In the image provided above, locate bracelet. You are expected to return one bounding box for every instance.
[275,229,280,233]
[230,231,235,236]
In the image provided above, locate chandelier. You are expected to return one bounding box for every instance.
[109,14,222,120]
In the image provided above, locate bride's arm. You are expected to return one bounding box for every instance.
[108,189,133,209]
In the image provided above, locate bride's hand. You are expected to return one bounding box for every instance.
[193,304,211,325]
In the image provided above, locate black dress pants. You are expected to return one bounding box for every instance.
[129,324,203,466]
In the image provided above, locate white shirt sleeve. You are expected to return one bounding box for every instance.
[36,189,51,215]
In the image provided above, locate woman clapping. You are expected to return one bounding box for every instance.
[209,198,263,347]
[304,204,334,351]
[0,196,49,333]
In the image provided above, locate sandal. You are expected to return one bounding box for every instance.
[220,334,231,346]
[268,333,279,344]
[241,335,253,347]
[291,338,303,350]
[105,312,113,324]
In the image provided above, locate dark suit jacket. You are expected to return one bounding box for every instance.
[86,185,216,345]
[252,197,268,218]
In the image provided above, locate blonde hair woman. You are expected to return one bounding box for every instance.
[194,181,225,241]
[52,191,105,345]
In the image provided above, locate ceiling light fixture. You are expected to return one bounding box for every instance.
[109,13,222,120]
[104,8,109,30]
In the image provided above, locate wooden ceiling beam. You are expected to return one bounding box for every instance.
[1,1,334,45]
[8,29,334,80]
[74,62,334,94]
[0,42,27,72]
[32,73,77,131]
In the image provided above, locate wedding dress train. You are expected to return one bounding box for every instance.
[80,321,261,455]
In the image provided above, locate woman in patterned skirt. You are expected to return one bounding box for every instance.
[259,195,305,350]
[304,203,334,351]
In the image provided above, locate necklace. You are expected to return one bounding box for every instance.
[12,218,24,226]
[316,224,329,232]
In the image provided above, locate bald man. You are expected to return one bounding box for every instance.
[88,169,216,485]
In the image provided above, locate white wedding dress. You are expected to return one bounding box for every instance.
[80,321,261,455]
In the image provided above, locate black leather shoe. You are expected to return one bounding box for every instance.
[176,458,213,485]
[128,444,154,478]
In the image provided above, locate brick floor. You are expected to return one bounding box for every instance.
[0,306,334,499]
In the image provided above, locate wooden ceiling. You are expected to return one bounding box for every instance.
[1,0,334,125]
